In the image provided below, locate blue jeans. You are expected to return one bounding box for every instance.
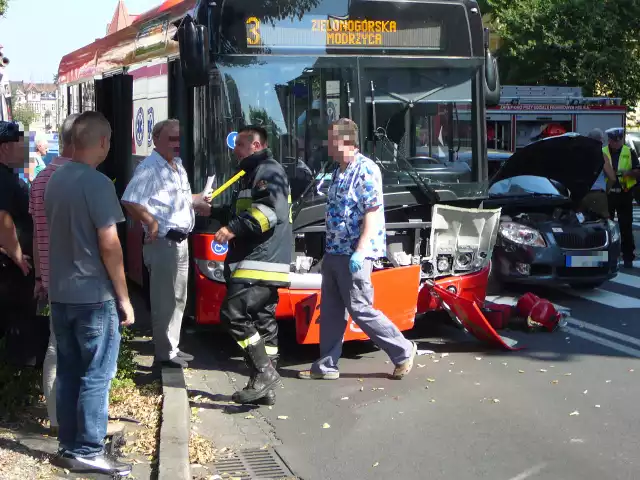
[51,300,121,457]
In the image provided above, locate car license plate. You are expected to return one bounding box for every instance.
[565,252,608,267]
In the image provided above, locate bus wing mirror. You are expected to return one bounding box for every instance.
[484,49,501,107]
[177,15,210,88]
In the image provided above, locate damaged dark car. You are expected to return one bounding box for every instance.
[483,133,621,289]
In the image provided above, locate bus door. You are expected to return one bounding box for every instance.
[95,74,135,280]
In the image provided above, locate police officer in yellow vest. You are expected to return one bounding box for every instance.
[211,125,292,405]
[604,127,640,268]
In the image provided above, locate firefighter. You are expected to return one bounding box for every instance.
[212,125,292,405]
[604,127,640,268]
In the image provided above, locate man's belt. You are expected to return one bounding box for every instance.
[165,229,188,243]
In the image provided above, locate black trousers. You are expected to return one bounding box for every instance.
[0,263,47,367]
[220,283,279,354]
[608,191,635,262]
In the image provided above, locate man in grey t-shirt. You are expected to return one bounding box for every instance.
[45,111,134,477]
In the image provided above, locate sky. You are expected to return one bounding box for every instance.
[0,0,162,83]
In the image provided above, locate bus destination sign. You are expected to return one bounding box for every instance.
[245,16,441,49]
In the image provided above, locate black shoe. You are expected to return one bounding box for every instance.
[233,355,278,406]
[157,357,188,368]
[177,351,194,362]
[232,340,281,405]
[624,260,634,268]
[51,452,132,476]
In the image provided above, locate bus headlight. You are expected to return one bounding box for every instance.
[195,259,225,283]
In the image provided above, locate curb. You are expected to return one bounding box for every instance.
[158,366,191,480]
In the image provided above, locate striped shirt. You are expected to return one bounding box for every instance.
[28,156,70,289]
[121,150,195,238]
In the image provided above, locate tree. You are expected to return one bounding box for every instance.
[487,0,640,106]
[0,0,8,16]
[12,105,38,131]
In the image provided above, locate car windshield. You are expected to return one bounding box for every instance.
[489,175,565,197]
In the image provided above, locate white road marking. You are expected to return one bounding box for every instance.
[486,295,517,305]
[610,272,640,289]
[564,326,640,358]
[508,463,548,480]
[566,318,640,349]
[563,287,640,309]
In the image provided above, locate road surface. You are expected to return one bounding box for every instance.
[183,267,640,480]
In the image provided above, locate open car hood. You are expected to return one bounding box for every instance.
[490,134,604,202]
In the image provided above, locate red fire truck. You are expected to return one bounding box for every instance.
[57,0,519,349]
[485,85,626,151]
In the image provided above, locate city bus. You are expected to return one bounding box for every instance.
[57,0,512,348]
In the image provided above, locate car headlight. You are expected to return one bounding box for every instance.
[195,259,226,283]
[607,219,621,243]
[499,222,546,247]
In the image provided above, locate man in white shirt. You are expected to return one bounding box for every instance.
[581,128,618,219]
[122,119,210,368]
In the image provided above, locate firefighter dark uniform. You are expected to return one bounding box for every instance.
[213,148,292,405]
[604,142,639,267]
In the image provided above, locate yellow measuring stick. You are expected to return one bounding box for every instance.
[209,170,246,200]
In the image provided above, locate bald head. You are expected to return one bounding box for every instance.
[71,111,112,166]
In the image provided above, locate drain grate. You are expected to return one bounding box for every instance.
[213,447,296,479]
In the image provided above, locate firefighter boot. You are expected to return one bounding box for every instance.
[232,340,281,404]
[260,356,278,406]
[232,355,278,405]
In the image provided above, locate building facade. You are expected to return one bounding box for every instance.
[10,81,59,131]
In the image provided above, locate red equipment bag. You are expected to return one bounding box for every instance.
[483,302,513,330]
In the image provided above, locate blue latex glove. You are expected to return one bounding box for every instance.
[349,251,366,274]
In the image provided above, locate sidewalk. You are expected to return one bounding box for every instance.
[176,326,299,480]
[0,287,158,480]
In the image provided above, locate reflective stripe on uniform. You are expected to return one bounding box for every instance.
[237,332,261,349]
[265,345,279,356]
[233,269,289,283]
[288,193,292,223]
[236,189,253,213]
[236,198,252,213]
[247,203,278,232]
[230,259,291,285]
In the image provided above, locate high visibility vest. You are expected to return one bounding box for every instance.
[604,145,637,191]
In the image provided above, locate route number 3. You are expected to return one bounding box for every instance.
[246,16,261,46]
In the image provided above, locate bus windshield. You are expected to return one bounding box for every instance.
[216,55,482,199]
